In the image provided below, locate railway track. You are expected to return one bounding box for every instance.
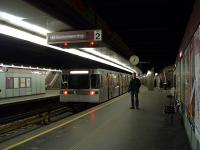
[0,103,73,142]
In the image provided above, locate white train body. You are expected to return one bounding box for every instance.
[60,69,131,103]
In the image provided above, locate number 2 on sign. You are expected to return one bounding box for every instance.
[94,30,102,41]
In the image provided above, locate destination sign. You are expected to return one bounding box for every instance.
[47,29,102,44]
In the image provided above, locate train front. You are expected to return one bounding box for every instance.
[60,70,100,103]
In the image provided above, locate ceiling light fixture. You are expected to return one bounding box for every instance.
[80,48,135,72]
[0,11,51,36]
[70,71,89,74]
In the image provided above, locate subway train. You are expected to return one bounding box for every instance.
[0,66,46,99]
[60,69,131,106]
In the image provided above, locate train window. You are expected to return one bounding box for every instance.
[68,74,89,89]
[6,77,13,89]
[20,78,26,88]
[61,75,68,88]
[14,77,19,89]
[91,74,100,89]
[26,78,31,88]
[112,74,118,87]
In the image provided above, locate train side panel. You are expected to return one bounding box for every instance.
[0,72,6,98]
[0,68,46,99]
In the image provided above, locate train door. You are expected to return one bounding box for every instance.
[6,73,14,97]
[19,77,26,96]
[0,72,5,98]
[107,73,110,100]
[103,74,109,101]
[26,77,32,95]
[120,74,123,94]
[115,74,120,96]
[114,73,120,97]
[40,74,45,94]
[118,74,122,95]
[98,74,103,101]
[122,75,125,94]
[36,74,41,94]
[107,73,113,99]
[31,74,37,94]
[99,74,103,101]
[125,75,128,91]
[13,75,20,97]
[99,74,107,102]
[110,74,113,99]
[112,73,118,98]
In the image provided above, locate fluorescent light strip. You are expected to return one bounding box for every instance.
[0,11,50,36]
[70,71,89,74]
[0,24,134,73]
[0,25,47,45]
[0,64,61,72]
[32,71,42,74]
[81,48,116,62]
[80,48,134,71]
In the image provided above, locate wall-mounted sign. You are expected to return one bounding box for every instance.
[47,29,102,45]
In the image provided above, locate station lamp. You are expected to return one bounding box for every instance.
[147,70,152,76]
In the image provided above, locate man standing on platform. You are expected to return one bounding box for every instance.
[128,72,141,109]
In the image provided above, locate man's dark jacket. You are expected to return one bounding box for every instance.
[128,78,141,93]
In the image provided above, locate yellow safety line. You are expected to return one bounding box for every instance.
[3,95,124,150]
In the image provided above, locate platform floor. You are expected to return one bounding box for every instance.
[0,90,59,106]
[1,86,191,150]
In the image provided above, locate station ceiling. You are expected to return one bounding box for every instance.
[84,0,195,72]
[0,0,195,73]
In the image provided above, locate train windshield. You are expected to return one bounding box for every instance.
[68,74,90,89]
[91,74,100,89]
[61,75,68,88]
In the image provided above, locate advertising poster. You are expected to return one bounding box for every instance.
[176,63,181,102]
[194,26,200,139]
[185,48,190,110]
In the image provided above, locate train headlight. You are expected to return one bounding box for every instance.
[64,89,68,96]
[89,90,95,96]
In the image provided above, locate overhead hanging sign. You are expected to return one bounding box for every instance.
[47,29,102,45]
